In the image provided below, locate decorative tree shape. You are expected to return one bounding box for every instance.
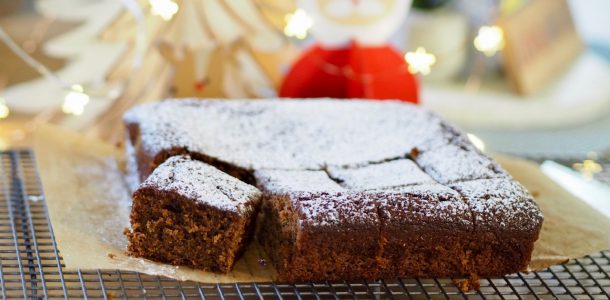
[93,0,296,142]
[157,0,295,98]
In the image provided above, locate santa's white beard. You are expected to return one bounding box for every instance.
[298,0,411,48]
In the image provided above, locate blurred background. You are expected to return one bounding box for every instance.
[0,0,609,185]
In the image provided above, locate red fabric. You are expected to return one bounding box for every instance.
[279,43,419,104]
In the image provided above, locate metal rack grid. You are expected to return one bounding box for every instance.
[1,149,609,299]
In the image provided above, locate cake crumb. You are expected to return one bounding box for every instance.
[453,274,480,292]
[107,253,117,259]
[531,191,540,198]
[410,147,420,159]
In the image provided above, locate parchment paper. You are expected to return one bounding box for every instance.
[33,125,610,282]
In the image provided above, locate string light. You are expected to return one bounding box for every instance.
[573,159,603,181]
[0,0,146,128]
[62,85,90,116]
[284,9,313,40]
[467,133,486,152]
[404,47,436,75]
[500,0,524,15]
[0,97,9,119]
[149,0,179,21]
[474,25,505,57]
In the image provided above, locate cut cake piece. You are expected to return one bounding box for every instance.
[125,155,262,272]
[376,184,474,278]
[254,169,380,281]
[450,178,543,276]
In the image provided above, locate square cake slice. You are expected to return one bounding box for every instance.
[254,169,380,281]
[125,156,262,272]
[376,184,474,278]
[450,179,543,276]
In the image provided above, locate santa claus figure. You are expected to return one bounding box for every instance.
[280,0,418,103]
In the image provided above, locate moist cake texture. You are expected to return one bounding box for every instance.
[124,99,543,281]
[125,155,261,272]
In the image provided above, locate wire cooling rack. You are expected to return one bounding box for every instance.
[1,149,609,299]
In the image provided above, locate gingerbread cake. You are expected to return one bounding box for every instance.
[124,99,543,281]
[125,155,261,272]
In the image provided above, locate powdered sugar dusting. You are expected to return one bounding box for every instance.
[295,192,379,227]
[451,179,543,232]
[415,144,508,184]
[140,156,261,213]
[327,159,435,190]
[254,169,344,193]
[125,99,542,233]
[125,137,141,193]
[375,184,473,229]
[123,99,445,170]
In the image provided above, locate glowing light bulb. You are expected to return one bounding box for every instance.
[474,25,505,57]
[284,9,313,40]
[0,97,9,119]
[404,47,436,75]
[62,85,90,116]
[149,0,179,21]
